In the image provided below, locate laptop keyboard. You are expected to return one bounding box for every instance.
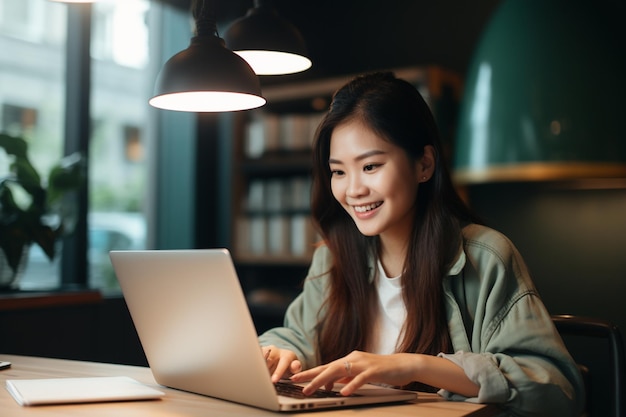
[275,381,358,399]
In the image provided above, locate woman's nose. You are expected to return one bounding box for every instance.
[346,174,367,197]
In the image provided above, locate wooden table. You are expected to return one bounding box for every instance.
[0,355,500,417]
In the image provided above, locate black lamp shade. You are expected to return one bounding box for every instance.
[225,6,311,75]
[149,36,266,112]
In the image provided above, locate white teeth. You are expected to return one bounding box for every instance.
[353,202,382,213]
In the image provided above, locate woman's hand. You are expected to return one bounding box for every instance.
[290,350,420,396]
[290,350,479,398]
[262,345,302,383]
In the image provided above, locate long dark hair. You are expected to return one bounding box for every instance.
[311,72,480,371]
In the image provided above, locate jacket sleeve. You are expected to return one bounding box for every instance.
[258,246,331,369]
[440,226,585,417]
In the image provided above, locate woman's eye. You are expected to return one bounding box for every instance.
[330,169,344,177]
[363,164,379,172]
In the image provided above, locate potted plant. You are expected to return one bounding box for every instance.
[0,132,85,290]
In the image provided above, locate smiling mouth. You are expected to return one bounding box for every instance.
[353,201,383,213]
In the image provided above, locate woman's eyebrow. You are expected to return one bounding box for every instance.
[329,149,387,165]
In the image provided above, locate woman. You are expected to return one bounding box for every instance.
[259,72,584,416]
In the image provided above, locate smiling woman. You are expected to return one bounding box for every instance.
[258,72,586,417]
[328,120,426,249]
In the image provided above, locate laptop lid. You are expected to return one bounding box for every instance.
[110,249,417,411]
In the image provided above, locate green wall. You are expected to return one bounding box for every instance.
[466,181,626,416]
[467,182,626,330]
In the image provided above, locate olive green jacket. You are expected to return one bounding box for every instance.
[258,224,585,416]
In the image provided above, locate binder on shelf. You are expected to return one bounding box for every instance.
[307,112,325,147]
[290,214,317,257]
[267,215,290,255]
[264,179,285,212]
[249,216,267,255]
[279,114,310,151]
[289,177,311,211]
[244,113,281,157]
[245,117,265,158]
[264,114,281,153]
[234,217,251,255]
[246,180,265,211]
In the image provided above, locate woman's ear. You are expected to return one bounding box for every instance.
[417,145,435,182]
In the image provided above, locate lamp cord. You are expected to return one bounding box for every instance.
[193,0,218,38]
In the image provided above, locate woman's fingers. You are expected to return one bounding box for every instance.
[272,357,291,382]
[262,346,301,383]
[292,351,417,396]
[294,358,360,395]
[290,360,303,375]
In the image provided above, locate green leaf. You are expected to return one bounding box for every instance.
[0,223,30,272]
[13,158,43,197]
[0,133,28,158]
[0,184,20,219]
[29,222,56,261]
[1,133,42,204]
[47,152,85,205]
[0,134,82,269]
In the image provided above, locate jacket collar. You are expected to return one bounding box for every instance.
[446,243,466,276]
[366,241,466,281]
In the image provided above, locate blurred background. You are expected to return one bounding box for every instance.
[0,1,625,414]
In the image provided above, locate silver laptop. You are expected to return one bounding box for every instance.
[110,249,417,412]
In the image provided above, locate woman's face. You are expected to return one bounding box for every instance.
[329,120,423,246]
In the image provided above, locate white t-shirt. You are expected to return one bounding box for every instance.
[370,259,407,354]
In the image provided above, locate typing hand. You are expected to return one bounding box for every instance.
[262,345,302,383]
[290,351,418,396]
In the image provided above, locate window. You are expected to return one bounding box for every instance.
[1,104,38,137]
[123,125,143,163]
[90,1,150,290]
[1,0,156,291]
[91,1,149,69]
[0,0,47,42]
[0,0,66,290]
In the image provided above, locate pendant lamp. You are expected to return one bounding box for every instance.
[149,0,266,112]
[453,0,626,184]
[224,0,312,76]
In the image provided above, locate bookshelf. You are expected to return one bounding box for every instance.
[229,66,463,327]
[234,113,323,264]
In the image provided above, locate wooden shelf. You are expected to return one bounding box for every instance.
[235,255,312,267]
[0,290,102,311]
[241,150,312,177]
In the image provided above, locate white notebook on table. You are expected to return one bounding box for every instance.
[6,376,164,406]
